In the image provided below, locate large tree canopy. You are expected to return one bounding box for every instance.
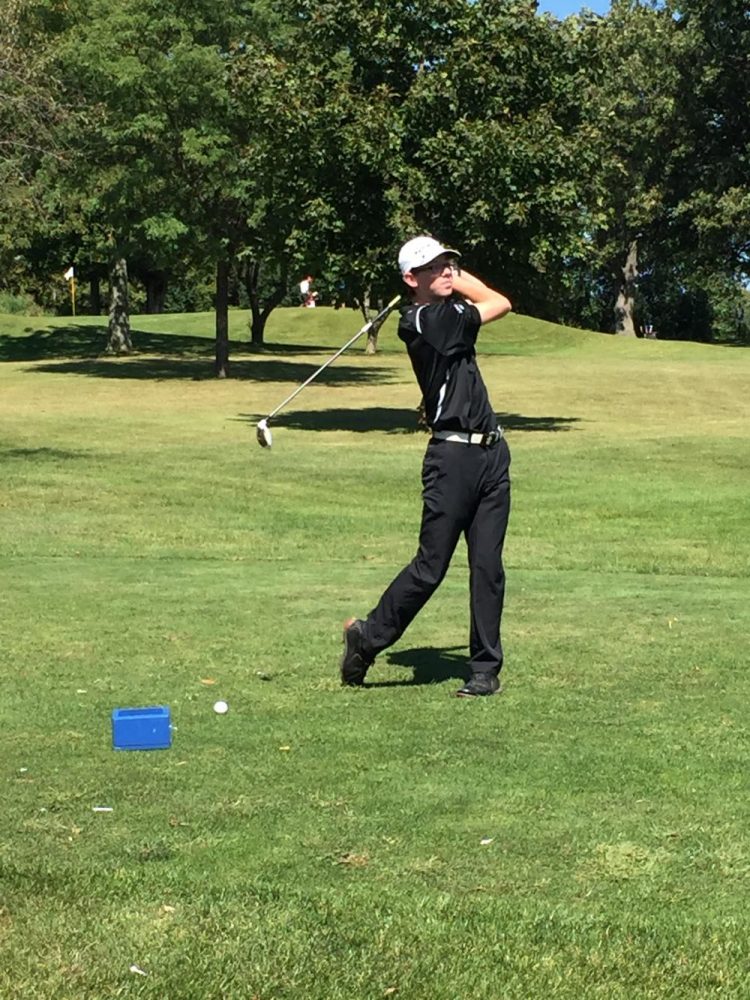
[1,0,747,346]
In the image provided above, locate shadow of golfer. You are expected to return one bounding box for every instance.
[266,407,425,435]
[259,408,580,435]
[365,646,469,687]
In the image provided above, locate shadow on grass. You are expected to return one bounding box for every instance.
[0,323,342,363]
[244,407,426,435]
[25,356,398,386]
[368,646,469,686]
[2,324,205,361]
[498,412,580,432]
[244,408,580,435]
[0,446,88,461]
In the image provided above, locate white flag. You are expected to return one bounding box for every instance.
[63,266,75,280]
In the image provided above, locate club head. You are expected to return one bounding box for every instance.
[256,419,272,448]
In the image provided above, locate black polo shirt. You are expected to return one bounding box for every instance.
[398,296,498,434]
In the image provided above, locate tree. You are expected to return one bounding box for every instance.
[379,1,606,322]
[562,1,682,336]
[660,0,750,339]
[227,8,407,348]
[559,0,747,341]
[0,0,74,296]
[49,0,397,363]
[48,0,255,361]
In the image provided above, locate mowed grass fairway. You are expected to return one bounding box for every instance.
[1,308,749,999]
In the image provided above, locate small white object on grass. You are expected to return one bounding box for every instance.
[213,700,229,715]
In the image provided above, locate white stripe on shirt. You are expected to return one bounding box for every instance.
[433,371,450,424]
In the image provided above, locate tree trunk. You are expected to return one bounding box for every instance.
[215,258,229,378]
[358,287,371,326]
[614,239,638,336]
[106,257,132,354]
[243,258,287,345]
[366,298,389,354]
[364,295,388,354]
[145,270,167,313]
[243,260,263,345]
[355,287,380,354]
[90,272,101,314]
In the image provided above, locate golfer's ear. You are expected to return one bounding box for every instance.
[402,272,418,291]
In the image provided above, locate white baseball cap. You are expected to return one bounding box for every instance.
[398,236,460,275]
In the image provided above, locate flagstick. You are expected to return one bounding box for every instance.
[63,266,76,316]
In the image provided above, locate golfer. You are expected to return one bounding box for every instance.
[341,236,513,697]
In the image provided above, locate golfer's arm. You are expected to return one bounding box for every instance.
[453,269,511,324]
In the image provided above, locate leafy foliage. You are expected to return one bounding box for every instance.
[1,0,747,344]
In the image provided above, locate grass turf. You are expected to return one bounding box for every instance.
[1,308,749,999]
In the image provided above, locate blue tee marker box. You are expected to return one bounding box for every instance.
[112,706,172,750]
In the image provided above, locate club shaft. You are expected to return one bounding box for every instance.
[266,295,401,421]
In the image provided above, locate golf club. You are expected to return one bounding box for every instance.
[256,294,402,448]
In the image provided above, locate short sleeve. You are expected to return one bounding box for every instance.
[398,298,481,357]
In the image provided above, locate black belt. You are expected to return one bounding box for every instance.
[432,429,503,448]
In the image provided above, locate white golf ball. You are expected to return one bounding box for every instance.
[213,700,229,715]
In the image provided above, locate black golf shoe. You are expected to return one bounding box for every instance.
[455,674,501,698]
[340,618,373,686]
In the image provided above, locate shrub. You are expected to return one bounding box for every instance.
[0,291,47,315]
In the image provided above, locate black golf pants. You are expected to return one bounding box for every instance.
[363,436,511,676]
